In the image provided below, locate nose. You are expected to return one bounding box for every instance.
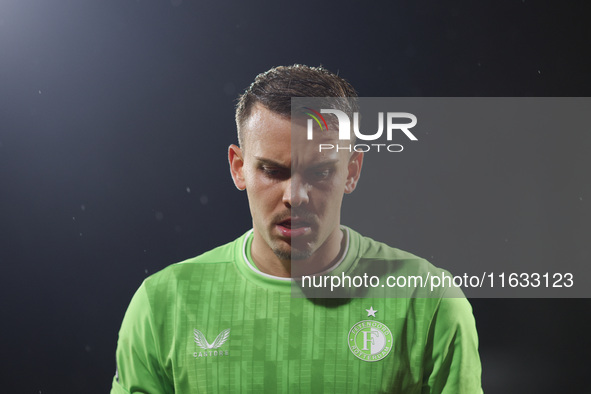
[282,176,309,208]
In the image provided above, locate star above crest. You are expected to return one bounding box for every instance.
[366,306,377,317]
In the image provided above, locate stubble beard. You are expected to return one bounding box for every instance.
[272,245,312,261]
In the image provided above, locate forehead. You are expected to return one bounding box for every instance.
[242,104,347,165]
[242,104,289,144]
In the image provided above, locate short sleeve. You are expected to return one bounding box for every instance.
[422,297,483,394]
[110,376,131,394]
[111,282,173,394]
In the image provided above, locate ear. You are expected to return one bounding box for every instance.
[344,151,363,194]
[228,144,246,190]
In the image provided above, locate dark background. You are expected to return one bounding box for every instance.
[1,0,589,392]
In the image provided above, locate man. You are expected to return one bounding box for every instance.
[111,65,482,393]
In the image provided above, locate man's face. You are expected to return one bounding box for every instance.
[229,104,363,265]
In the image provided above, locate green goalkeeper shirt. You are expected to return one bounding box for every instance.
[111,227,482,393]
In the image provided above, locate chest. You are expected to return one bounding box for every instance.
[161,288,430,393]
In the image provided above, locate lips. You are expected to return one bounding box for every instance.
[276,217,311,238]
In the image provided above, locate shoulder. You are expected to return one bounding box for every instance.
[141,232,247,295]
[355,230,425,261]
[346,227,462,298]
[349,227,442,274]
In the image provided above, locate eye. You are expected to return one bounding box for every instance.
[263,167,278,176]
[260,166,289,180]
[309,168,332,181]
[315,169,330,178]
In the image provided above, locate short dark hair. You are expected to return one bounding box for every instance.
[235,64,358,147]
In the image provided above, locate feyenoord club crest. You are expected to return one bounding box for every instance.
[348,320,393,362]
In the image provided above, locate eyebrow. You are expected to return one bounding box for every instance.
[307,159,339,170]
[254,157,289,170]
[253,157,339,170]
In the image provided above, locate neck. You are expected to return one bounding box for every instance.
[250,227,346,278]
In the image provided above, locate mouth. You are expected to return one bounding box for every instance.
[276,217,312,238]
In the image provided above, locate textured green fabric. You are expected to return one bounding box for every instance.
[112,227,482,393]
